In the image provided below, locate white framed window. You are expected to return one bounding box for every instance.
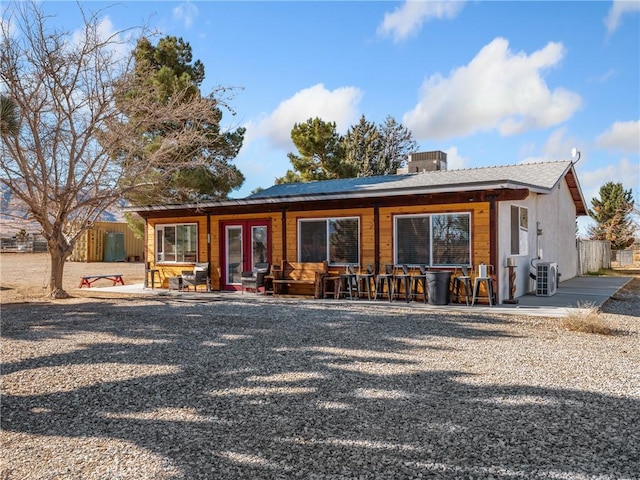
[394,213,471,266]
[510,206,528,255]
[156,223,198,263]
[298,217,359,265]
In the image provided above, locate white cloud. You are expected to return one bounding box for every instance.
[70,16,132,63]
[604,0,640,34]
[595,120,640,154]
[244,83,363,150]
[443,146,468,170]
[520,127,579,164]
[173,1,199,29]
[403,37,582,141]
[377,0,465,43]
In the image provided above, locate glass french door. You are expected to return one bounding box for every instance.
[222,221,270,290]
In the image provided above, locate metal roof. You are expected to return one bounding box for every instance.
[250,160,584,203]
[127,161,587,215]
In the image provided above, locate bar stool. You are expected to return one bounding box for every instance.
[374,264,394,301]
[410,265,429,303]
[356,264,375,300]
[393,265,412,303]
[144,262,160,289]
[471,264,495,306]
[452,266,472,306]
[339,265,358,299]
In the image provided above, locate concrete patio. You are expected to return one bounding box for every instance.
[89,275,634,318]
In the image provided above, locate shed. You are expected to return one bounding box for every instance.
[69,221,144,262]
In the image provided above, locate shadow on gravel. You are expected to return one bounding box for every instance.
[2,299,638,479]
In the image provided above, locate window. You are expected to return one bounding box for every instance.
[510,206,528,255]
[299,217,359,265]
[156,223,198,263]
[394,213,470,266]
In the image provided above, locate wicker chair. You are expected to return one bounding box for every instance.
[241,263,270,294]
[181,262,211,292]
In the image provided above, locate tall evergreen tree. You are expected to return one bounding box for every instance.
[276,115,419,185]
[376,115,419,175]
[277,117,345,183]
[342,115,380,177]
[343,115,419,177]
[114,36,245,205]
[588,182,636,250]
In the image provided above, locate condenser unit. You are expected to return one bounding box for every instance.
[536,262,558,296]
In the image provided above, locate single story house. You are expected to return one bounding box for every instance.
[128,152,587,303]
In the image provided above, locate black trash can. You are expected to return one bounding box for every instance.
[426,270,452,305]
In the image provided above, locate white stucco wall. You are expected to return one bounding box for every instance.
[496,178,579,302]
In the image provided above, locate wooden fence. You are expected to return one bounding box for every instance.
[578,239,611,275]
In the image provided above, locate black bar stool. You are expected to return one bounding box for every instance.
[374,264,394,301]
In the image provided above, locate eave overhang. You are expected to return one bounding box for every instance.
[126,181,533,219]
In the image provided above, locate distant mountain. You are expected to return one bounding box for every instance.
[0,184,127,238]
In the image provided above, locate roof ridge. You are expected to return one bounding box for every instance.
[448,160,570,173]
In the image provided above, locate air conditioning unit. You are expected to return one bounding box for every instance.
[536,262,558,296]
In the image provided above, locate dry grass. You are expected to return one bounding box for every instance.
[0,252,145,304]
[561,301,616,335]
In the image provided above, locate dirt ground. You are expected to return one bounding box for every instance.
[0,253,146,304]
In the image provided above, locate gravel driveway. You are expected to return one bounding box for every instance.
[2,293,639,479]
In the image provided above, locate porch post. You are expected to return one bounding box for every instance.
[207,213,211,266]
[374,205,380,274]
[281,208,287,263]
[489,195,499,303]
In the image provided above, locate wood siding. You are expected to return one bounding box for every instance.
[144,202,493,291]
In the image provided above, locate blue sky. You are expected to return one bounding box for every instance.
[6,1,640,234]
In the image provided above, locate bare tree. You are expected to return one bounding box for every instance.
[1,2,238,298]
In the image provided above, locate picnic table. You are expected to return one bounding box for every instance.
[79,274,125,288]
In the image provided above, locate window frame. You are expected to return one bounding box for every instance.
[393,212,471,267]
[298,216,360,266]
[155,223,198,264]
[510,205,529,255]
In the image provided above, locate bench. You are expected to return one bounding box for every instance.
[272,261,328,297]
[79,274,125,288]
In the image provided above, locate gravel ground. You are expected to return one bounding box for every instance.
[1,279,639,480]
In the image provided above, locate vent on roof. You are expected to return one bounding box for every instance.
[400,151,447,174]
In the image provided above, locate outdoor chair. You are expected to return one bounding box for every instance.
[241,263,270,294]
[374,264,395,301]
[393,265,412,302]
[471,264,495,306]
[356,264,375,300]
[182,262,211,292]
[338,264,359,300]
[452,265,472,306]
[410,265,429,303]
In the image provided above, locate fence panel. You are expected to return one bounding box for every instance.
[578,240,611,275]
[615,249,634,266]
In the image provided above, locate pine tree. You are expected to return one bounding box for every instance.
[277,117,345,183]
[0,95,20,136]
[113,36,245,205]
[343,115,380,177]
[588,182,636,250]
[377,115,419,175]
